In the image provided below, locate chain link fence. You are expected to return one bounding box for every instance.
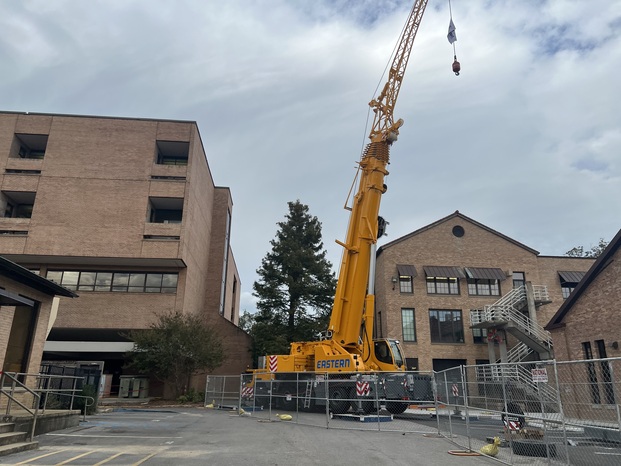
[435,358,621,465]
[205,359,621,465]
[207,371,439,433]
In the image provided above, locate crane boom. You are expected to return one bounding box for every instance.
[327,0,429,352]
[369,0,428,144]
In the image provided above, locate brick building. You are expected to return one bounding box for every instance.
[545,227,621,362]
[0,111,251,396]
[374,211,595,373]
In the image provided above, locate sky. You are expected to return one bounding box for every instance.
[1,0,620,315]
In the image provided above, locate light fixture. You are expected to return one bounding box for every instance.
[391,276,397,290]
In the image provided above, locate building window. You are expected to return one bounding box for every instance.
[1,191,36,218]
[512,272,525,289]
[13,133,48,159]
[429,309,464,343]
[472,328,486,344]
[467,279,500,296]
[595,339,615,404]
[426,277,459,295]
[558,271,586,299]
[46,270,178,293]
[401,308,416,342]
[405,358,419,371]
[399,276,413,293]
[396,265,416,293]
[156,140,189,165]
[582,341,601,404]
[148,197,183,224]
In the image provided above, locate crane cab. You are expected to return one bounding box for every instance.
[372,339,406,371]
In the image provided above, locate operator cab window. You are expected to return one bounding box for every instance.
[374,341,393,364]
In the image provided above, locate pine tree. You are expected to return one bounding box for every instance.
[251,200,336,359]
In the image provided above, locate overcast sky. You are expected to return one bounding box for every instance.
[1,0,620,315]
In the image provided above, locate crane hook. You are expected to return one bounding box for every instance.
[452,55,461,76]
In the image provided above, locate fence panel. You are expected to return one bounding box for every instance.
[205,359,621,465]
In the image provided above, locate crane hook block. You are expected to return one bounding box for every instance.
[452,56,461,76]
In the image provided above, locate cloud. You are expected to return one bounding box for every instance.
[1,0,620,315]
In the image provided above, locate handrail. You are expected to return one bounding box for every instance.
[42,391,95,421]
[0,371,40,442]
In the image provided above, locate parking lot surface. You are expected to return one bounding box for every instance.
[0,407,497,465]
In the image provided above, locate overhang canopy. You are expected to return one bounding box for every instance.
[558,271,586,283]
[396,264,417,278]
[465,267,507,281]
[423,266,465,279]
[0,288,35,306]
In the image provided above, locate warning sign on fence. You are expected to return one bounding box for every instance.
[531,368,548,383]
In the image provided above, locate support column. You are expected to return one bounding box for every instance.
[498,330,509,364]
[525,281,537,322]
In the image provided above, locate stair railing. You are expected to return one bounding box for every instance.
[0,371,40,442]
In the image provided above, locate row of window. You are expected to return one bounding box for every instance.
[10,133,190,166]
[46,271,178,293]
[399,271,581,299]
[401,308,497,345]
[0,191,184,224]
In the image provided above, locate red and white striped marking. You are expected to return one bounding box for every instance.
[269,355,278,372]
[241,386,254,398]
[504,419,521,431]
[356,381,370,397]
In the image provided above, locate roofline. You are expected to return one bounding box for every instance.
[377,211,539,256]
[0,256,77,298]
[545,227,621,330]
[0,110,196,126]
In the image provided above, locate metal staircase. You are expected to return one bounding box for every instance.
[470,284,553,361]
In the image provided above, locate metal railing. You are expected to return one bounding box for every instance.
[0,371,40,442]
[470,285,553,351]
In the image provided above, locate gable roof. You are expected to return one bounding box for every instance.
[377,211,539,256]
[0,256,77,298]
[545,228,621,330]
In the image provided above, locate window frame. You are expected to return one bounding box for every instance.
[426,276,460,295]
[429,309,464,344]
[467,278,500,296]
[401,308,416,342]
[46,270,179,294]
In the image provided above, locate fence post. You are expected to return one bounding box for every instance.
[460,365,472,452]
[433,373,441,435]
[552,360,570,465]
[325,373,330,429]
[608,362,621,436]
[443,371,453,439]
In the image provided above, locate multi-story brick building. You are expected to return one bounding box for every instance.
[374,211,595,373]
[0,111,251,396]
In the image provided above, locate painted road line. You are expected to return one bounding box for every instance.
[54,450,97,465]
[133,451,161,465]
[46,433,183,439]
[13,448,71,465]
[92,451,125,465]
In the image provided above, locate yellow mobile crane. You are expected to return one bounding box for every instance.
[250,0,432,415]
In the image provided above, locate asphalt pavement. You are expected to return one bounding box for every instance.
[0,407,498,466]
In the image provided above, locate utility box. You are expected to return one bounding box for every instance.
[119,376,150,398]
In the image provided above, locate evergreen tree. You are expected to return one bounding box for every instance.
[251,200,336,360]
